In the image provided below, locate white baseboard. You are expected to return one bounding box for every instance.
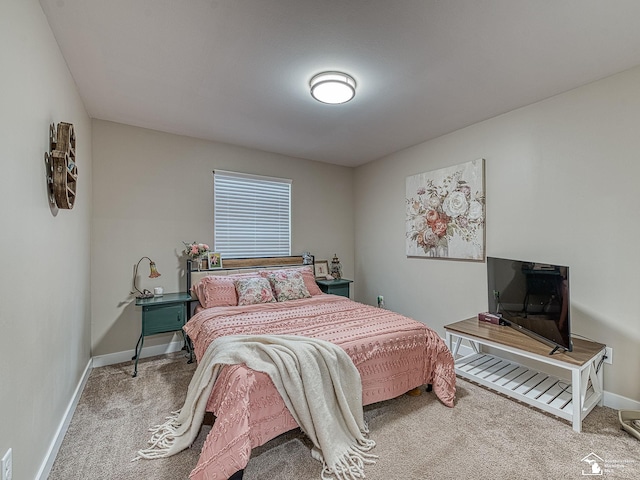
[91,338,187,368]
[603,391,640,411]
[36,358,93,480]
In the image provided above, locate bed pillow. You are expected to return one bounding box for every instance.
[260,266,323,296]
[192,273,258,308]
[235,277,277,305]
[267,270,312,302]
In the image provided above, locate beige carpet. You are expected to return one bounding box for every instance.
[49,352,639,479]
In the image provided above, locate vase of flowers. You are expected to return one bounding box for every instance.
[183,242,210,271]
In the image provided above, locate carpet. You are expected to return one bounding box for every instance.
[48,352,640,479]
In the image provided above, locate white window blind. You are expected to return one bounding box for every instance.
[214,170,291,258]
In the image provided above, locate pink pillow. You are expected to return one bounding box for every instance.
[192,273,258,308]
[235,277,276,306]
[260,266,322,296]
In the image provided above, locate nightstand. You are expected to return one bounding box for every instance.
[316,278,353,298]
[132,292,193,377]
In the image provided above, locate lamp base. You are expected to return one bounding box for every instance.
[136,290,154,299]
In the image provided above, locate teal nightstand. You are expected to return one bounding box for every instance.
[133,292,193,377]
[316,278,353,298]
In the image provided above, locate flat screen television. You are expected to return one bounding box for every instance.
[487,256,572,354]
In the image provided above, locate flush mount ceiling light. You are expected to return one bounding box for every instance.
[310,71,356,104]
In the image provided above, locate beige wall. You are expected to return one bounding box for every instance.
[354,66,640,404]
[91,120,354,356]
[4,5,640,479]
[0,1,92,479]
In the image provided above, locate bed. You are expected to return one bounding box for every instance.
[182,256,456,480]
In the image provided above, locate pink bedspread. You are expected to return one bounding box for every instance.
[183,294,456,480]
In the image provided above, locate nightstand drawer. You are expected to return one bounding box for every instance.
[316,279,353,298]
[142,303,185,335]
[326,283,349,297]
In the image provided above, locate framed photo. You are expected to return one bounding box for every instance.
[314,260,329,279]
[207,252,222,269]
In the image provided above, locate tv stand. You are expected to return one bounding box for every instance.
[445,318,606,432]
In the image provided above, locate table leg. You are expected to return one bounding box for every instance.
[182,332,194,364]
[132,333,144,378]
[571,367,582,432]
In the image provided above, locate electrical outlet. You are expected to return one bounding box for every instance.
[1,448,12,480]
[604,347,613,365]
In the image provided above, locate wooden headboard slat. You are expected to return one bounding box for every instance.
[220,256,304,269]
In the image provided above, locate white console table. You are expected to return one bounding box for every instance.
[445,318,606,432]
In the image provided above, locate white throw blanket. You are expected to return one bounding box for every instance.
[135,334,376,479]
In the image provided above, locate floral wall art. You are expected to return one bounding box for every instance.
[406,158,485,260]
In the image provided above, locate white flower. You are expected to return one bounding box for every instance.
[442,191,468,218]
[428,196,441,209]
[423,230,439,249]
[413,216,427,231]
[467,200,483,221]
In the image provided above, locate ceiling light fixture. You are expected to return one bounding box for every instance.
[310,71,356,104]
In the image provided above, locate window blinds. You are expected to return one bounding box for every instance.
[213,170,291,258]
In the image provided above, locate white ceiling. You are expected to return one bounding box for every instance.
[40,0,640,167]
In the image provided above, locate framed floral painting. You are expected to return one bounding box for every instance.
[406,159,485,261]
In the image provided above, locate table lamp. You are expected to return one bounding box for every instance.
[131,256,161,299]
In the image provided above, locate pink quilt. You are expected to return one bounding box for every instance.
[183,294,456,480]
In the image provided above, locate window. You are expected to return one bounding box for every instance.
[214,170,291,258]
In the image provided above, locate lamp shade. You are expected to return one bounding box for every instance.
[148,261,161,278]
[310,71,356,104]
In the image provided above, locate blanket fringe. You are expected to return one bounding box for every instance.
[313,439,378,480]
[132,410,182,461]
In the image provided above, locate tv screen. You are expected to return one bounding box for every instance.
[487,256,572,353]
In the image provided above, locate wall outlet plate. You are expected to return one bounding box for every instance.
[1,448,12,480]
[604,347,613,365]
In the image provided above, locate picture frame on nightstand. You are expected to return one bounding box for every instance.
[314,260,329,279]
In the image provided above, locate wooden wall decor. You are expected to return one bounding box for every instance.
[46,122,77,210]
